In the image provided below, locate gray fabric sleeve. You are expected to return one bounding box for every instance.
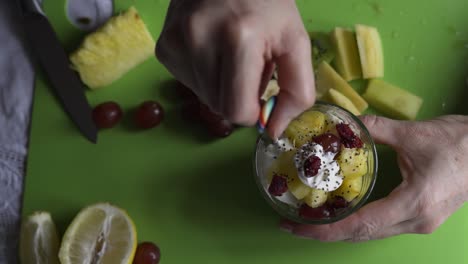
[0,0,35,263]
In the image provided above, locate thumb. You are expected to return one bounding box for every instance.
[266,37,315,139]
[359,115,408,148]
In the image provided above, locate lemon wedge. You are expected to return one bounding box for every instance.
[19,211,60,264]
[58,203,137,264]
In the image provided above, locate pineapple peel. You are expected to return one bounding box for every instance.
[70,7,155,89]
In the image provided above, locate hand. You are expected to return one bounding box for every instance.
[156,0,315,138]
[281,115,468,241]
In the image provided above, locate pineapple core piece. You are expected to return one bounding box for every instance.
[316,61,368,112]
[363,79,423,120]
[355,24,384,79]
[70,7,155,89]
[331,28,362,81]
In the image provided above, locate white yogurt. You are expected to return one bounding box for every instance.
[294,143,343,192]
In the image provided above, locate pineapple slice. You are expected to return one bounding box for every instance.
[363,79,423,120]
[328,89,361,116]
[261,79,280,101]
[355,24,384,79]
[288,171,311,200]
[316,61,368,112]
[304,188,328,208]
[332,177,363,202]
[331,28,362,81]
[337,148,368,180]
[285,111,326,147]
[70,7,155,89]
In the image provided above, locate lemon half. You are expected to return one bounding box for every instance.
[58,203,137,264]
[19,211,60,264]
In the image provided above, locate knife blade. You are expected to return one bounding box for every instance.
[19,0,98,143]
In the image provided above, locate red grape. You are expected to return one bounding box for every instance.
[92,101,123,129]
[134,101,164,129]
[313,133,342,154]
[207,119,234,138]
[133,242,161,264]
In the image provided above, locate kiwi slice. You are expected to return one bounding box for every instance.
[309,32,336,70]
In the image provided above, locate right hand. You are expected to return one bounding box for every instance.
[156,0,316,139]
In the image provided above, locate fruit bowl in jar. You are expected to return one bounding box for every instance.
[254,102,378,224]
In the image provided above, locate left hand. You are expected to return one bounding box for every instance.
[280,115,468,242]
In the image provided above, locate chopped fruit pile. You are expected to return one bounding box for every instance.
[311,25,423,120]
[264,110,371,220]
[20,203,161,264]
[178,82,235,138]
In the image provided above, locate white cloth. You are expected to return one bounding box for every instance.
[0,1,35,263]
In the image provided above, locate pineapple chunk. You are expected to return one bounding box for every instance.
[70,7,155,89]
[304,188,328,208]
[288,171,311,200]
[261,79,280,101]
[331,28,362,81]
[332,177,363,202]
[356,25,384,79]
[337,148,368,180]
[328,89,361,116]
[285,111,326,147]
[316,61,368,112]
[267,151,310,200]
[363,79,423,120]
[266,151,297,183]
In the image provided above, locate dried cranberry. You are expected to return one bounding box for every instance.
[330,196,349,209]
[299,204,331,219]
[303,155,321,177]
[313,133,342,154]
[268,175,288,196]
[336,123,363,148]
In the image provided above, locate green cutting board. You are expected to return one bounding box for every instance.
[23,0,468,263]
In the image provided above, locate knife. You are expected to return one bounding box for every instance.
[19,0,98,143]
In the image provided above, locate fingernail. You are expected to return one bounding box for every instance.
[279,219,295,233]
